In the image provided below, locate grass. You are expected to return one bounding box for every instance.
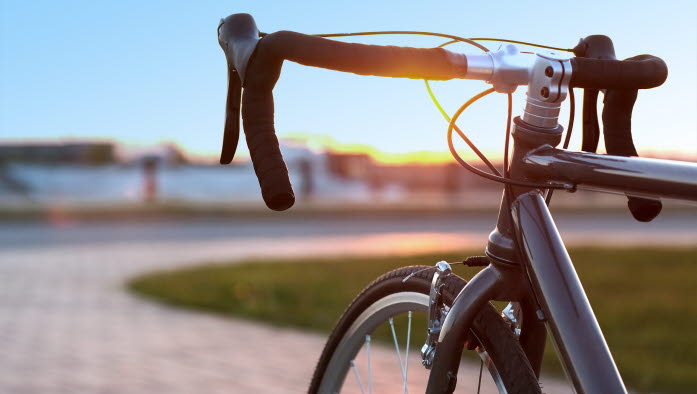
[128,247,697,393]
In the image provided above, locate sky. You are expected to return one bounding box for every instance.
[1,0,695,163]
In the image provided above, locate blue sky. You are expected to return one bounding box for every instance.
[1,0,695,161]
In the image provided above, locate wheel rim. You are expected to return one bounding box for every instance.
[318,292,508,393]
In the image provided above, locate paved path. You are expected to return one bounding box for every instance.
[0,231,585,393]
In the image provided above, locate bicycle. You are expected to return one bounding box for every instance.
[217,13,697,393]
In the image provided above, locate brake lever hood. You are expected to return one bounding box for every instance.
[218,13,261,84]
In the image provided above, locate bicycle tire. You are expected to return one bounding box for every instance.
[309,265,541,393]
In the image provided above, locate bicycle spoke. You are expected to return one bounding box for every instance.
[388,317,409,393]
[366,335,373,394]
[404,311,412,394]
[477,359,483,394]
[349,360,366,394]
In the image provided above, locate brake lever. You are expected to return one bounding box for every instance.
[574,35,613,154]
[220,67,241,164]
[581,89,600,153]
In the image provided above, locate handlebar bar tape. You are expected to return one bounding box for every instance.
[257,30,468,80]
[218,13,470,210]
[218,14,294,210]
[601,76,662,221]
[570,35,668,90]
[243,50,295,211]
[572,35,665,222]
[569,56,668,90]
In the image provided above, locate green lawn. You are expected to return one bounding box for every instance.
[128,247,697,393]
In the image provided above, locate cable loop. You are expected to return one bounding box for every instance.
[446,88,572,190]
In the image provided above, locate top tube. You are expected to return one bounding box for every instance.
[523,147,697,201]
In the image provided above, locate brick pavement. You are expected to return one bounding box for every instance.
[0,234,573,393]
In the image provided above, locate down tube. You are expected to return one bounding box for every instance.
[511,191,627,394]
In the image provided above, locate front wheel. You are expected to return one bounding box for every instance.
[309,265,541,393]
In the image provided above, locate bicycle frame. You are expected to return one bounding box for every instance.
[217,16,689,392]
[425,63,697,393]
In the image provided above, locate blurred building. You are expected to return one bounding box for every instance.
[326,150,499,193]
[0,139,507,207]
[326,152,372,180]
[128,144,189,166]
[0,142,116,165]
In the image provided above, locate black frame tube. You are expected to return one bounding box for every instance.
[512,191,627,393]
[426,260,532,392]
[523,146,697,201]
[425,265,502,392]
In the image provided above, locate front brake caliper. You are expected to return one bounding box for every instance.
[421,261,452,369]
[501,301,522,337]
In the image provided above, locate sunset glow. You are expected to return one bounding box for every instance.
[282,131,485,165]
[1,1,695,165]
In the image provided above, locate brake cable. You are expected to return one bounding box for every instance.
[429,38,574,190]
[312,31,490,52]
[446,88,572,190]
[309,31,573,53]
[424,77,501,176]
